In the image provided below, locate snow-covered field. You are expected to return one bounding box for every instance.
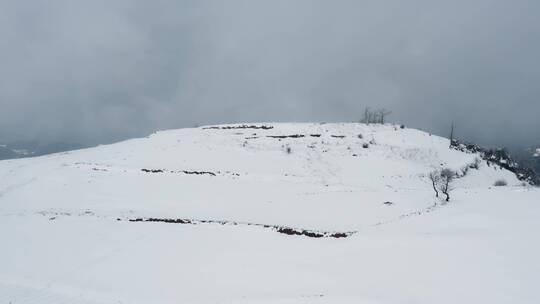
[0,123,538,303]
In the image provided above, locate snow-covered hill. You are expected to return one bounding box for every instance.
[0,123,538,304]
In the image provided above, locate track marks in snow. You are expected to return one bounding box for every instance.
[371,201,444,227]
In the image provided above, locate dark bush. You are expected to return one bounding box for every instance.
[494,179,508,187]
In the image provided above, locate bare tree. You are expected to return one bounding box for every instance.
[377,109,392,124]
[449,121,455,148]
[438,168,456,202]
[428,170,441,198]
[362,107,371,124]
[361,107,392,124]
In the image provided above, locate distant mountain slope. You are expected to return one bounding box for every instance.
[0,141,85,161]
[510,146,540,177]
[0,145,19,159]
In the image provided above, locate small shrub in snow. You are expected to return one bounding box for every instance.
[469,157,481,170]
[358,134,363,139]
[460,166,469,177]
[458,158,482,177]
[362,143,369,149]
[400,125,405,129]
[494,179,507,187]
[285,145,292,154]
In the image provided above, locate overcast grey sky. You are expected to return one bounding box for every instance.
[1,0,539,147]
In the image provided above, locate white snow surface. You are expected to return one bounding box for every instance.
[0,123,538,303]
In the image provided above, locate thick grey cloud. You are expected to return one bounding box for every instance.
[1,0,539,147]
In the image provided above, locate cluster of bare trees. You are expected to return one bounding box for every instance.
[361,107,392,124]
[428,168,456,202]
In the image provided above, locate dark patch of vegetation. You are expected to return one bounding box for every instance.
[141,168,217,176]
[130,218,193,224]
[128,217,354,239]
[451,139,539,185]
[494,179,508,186]
[182,170,217,176]
[310,134,321,137]
[141,169,164,173]
[331,135,346,138]
[267,134,305,139]
[203,125,273,130]
[275,227,349,238]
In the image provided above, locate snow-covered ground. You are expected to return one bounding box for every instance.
[0,123,538,303]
